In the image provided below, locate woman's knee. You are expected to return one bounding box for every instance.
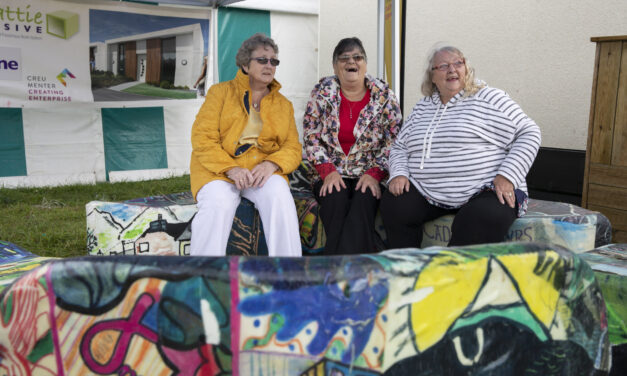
[196,180,240,212]
[380,190,417,222]
[451,193,517,242]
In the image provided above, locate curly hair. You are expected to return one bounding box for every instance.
[420,44,485,98]
[235,33,279,70]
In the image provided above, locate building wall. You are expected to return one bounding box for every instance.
[271,11,319,140]
[318,0,379,79]
[319,0,627,151]
[92,43,107,71]
[175,33,194,87]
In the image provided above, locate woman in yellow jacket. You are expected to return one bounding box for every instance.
[190,33,302,256]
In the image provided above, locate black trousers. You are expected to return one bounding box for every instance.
[380,184,517,249]
[314,178,380,255]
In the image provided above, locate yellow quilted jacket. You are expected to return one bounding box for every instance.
[190,70,302,199]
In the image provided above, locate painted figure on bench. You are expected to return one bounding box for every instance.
[189,33,302,256]
[303,37,402,255]
[380,45,541,248]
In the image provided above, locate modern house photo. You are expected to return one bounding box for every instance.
[89,8,209,100]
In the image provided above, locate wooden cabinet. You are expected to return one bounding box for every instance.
[582,35,627,243]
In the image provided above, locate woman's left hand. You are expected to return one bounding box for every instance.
[494,174,516,208]
[251,161,279,188]
[355,174,381,199]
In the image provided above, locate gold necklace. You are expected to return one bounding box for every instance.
[346,100,356,119]
[341,88,366,119]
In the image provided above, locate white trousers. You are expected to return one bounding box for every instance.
[191,175,302,257]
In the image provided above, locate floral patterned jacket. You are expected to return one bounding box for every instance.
[302,74,402,184]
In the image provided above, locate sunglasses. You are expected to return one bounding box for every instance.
[252,57,280,66]
[337,54,366,63]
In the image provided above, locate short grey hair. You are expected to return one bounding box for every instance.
[235,33,279,69]
[420,44,485,97]
[332,37,367,64]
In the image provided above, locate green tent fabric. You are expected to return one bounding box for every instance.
[0,108,27,177]
[101,107,168,179]
[218,7,271,82]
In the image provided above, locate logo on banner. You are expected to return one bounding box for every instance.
[57,68,75,86]
[0,46,21,81]
[1,5,79,39]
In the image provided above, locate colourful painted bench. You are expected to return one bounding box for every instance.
[86,163,611,256]
[0,242,612,375]
[580,243,627,372]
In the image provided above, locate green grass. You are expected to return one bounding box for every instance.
[0,176,191,259]
[122,83,197,99]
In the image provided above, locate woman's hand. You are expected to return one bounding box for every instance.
[355,174,381,199]
[389,176,410,196]
[494,174,515,208]
[226,167,254,190]
[319,171,346,197]
[251,161,279,188]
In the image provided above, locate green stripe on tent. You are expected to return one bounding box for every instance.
[218,7,271,82]
[101,107,168,180]
[0,108,27,177]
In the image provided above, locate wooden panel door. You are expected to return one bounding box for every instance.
[611,42,627,167]
[124,41,137,80]
[146,38,161,85]
[583,36,627,243]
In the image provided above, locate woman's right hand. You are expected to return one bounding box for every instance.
[389,176,410,196]
[319,171,346,197]
[226,167,254,190]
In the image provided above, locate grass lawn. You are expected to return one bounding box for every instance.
[0,176,190,259]
[122,83,197,99]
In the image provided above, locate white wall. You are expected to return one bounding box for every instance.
[271,11,319,140]
[318,0,379,79]
[319,0,627,150]
[175,33,194,87]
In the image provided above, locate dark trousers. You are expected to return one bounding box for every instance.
[380,184,517,249]
[314,178,380,255]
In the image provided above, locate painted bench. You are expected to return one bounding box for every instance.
[86,189,611,257]
[580,243,627,372]
[0,242,612,375]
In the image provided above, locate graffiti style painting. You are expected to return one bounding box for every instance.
[0,242,611,375]
[581,243,627,349]
[87,163,611,257]
[87,192,269,257]
[0,240,54,293]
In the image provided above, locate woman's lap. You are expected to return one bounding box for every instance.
[313,178,380,254]
[191,176,300,256]
[381,185,517,248]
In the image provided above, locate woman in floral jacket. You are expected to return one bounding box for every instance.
[303,37,402,255]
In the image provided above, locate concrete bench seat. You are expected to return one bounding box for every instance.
[580,243,627,372]
[86,189,611,257]
[0,242,613,374]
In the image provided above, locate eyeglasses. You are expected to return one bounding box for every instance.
[252,57,280,66]
[337,54,366,63]
[432,60,465,71]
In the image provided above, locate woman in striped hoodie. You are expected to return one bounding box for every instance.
[380,45,541,248]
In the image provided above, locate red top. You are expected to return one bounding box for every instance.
[315,89,386,182]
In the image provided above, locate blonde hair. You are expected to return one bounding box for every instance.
[420,44,485,98]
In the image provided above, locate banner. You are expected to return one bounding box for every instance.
[0,0,211,107]
[0,0,92,106]
[89,8,209,102]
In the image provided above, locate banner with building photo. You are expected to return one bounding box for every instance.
[0,0,92,106]
[89,8,209,102]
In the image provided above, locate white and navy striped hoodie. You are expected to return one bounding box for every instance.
[388,85,541,209]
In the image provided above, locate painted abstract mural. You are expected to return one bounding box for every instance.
[0,242,611,375]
